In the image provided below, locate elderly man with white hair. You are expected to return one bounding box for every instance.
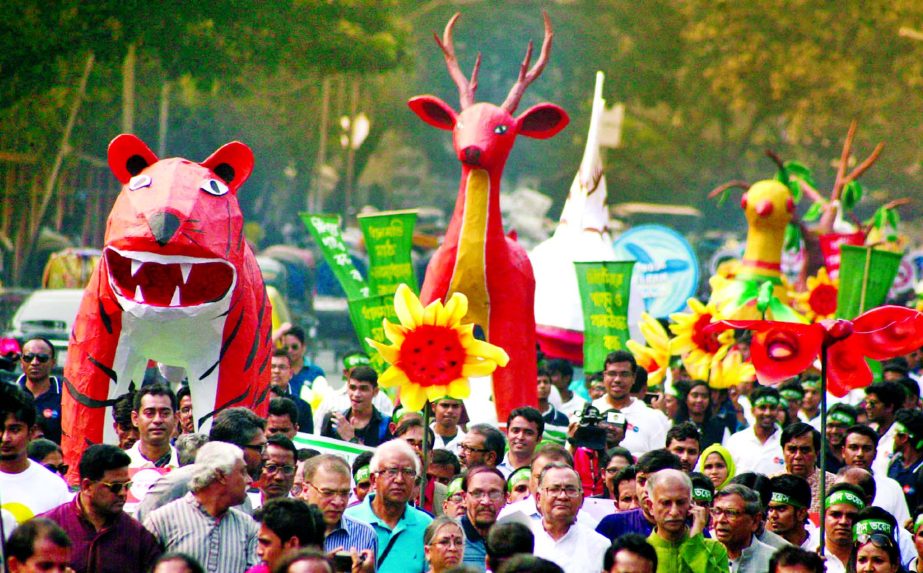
[644,468,729,573]
[344,438,432,573]
[143,441,258,573]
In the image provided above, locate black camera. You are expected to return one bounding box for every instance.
[570,405,608,450]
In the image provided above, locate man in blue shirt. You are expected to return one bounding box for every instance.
[596,449,682,540]
[345,439,432,573]
[460,466,506,571]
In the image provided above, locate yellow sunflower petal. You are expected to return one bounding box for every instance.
[462,359,499,377]
[378,365,409,389]
[383,320,406,345]
[422,299,441,325]
[456,324,476,346]
[367,339,400,365]
[442,292,468,327]
[400,382,426,411]
[447,377,471,399]
[394,284,424,328]
[425,385,449,402]
[465,339,510,367]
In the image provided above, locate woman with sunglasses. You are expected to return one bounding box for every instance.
[27,438,68,481]
[423,516,465,573]
[847,508,902,573]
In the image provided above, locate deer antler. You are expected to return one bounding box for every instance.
[501,11,554,113]
[707,180,750,199]
[434,13,481,110]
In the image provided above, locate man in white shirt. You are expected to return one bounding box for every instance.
[430,397,465,455]
[546,359,586,417]
[312,352,394,431]
[591,350,668,457]
[127,384,179,469]
[530,462,610,573]
[724,386,785,476]
[865,381,905,477]
[840,425,911,525]
[0,384,71,524]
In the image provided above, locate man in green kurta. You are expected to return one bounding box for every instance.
[645,469,729,573]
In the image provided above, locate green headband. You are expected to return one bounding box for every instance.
[914,514,923,534]
[826,490,865,511]
[894,421,923,449]
[753,395,780,408]
[780,389,804,402]
[854,519,893,541]
[778,398,789,410]
[828,411,856,426]
[344,354,371,370]
[354,465,370,483]
[507,467,531,492]
[801,378,820,389]
[447,477,464,497]
[771,491,805,509]
[692,487,713,503]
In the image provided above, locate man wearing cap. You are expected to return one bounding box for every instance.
[313,352,394,431]
[766,475,816,549]
[724,386,785,477]
[813,483,865,573]
[887,408,923,511]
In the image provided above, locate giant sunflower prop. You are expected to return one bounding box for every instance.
[367,284,509,411]
[709,348,756,389]
[669,298,734,381]
[793,268,838,322]
[626,312,671,387]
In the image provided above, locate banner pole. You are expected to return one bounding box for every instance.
[818,344,829,556]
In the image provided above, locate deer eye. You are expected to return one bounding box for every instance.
[128,175,151,191]
[494,124,509,134]
[200,179,229,196]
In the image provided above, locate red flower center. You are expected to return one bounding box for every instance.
[691,313,723,354]
[808,284,838,317]
[766,334,798,361]
[396,324,466,387]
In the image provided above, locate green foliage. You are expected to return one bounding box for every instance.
[802,202,824,222]
[783,222,802,252]
[841,180,863,211]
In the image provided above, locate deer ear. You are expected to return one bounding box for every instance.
[201,141,254,194]
[408,96,457,131]
[108,134,159,183]
[517,103,569,140]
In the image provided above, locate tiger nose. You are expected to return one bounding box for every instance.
[148,211,181,246]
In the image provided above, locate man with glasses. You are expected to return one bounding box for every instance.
[458,424,505,472]
[459,466,506,571]
[300,454,376,562]
[531,462,609,573]
[712,484,774,573]
[344,439,432,573]
[254,435,297,507]
[0,383,70,524]
[644,469,727,573]
[41,444,162,573]
[16,337,62,444]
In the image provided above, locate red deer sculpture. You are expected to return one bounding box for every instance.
[408,12,569,422]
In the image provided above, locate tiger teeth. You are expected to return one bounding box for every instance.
[170,286,181,307]
[131,260,142,276]
[134,285,145,302]
[180,263,192,283]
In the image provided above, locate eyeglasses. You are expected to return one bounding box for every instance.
[376,466,417,480]
[305,482,351,499]
[604,467,622,475]
[242,443,267,455]
[263,463,296,476]
[542,486,582,498]
[44,463,69,475]
[709,507,746,520]
[22,353,51,363]
[432,537,464,549]
[467,490,505,502]
[459,444,488,454]
[97,480,132,494]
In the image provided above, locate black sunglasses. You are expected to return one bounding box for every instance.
[44,463,69,475]
[22,353,51,363]
[97,480,133,494]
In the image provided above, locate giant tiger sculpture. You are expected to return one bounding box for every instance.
[62,134,272,478]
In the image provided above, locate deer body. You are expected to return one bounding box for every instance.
[410,14,568,421]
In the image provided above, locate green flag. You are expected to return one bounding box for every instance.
[300,213,369,301]
[358,210,418,296]
[575,261,635,372]
[347,293,401,374]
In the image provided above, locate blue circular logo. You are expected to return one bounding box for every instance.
[612,225,699,318]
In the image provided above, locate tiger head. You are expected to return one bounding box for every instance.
[104,134,254,319]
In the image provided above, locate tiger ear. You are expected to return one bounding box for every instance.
[108,134,159,184]
[201,142,254,194]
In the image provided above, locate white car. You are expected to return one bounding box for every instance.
[9,288,84,369]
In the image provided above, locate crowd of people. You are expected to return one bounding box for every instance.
[2,330,923,573]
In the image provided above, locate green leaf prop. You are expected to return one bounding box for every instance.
[841,180,863,211]
[756,281,774,319]
[716,188,730,207]
[803,202,823,222]
[783,222,801,252]
[867,205,901,232]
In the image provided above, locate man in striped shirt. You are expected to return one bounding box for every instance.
[143,442,259,573]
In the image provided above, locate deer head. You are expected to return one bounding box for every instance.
[408,12,569,173]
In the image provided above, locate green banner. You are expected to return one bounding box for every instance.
[575,261,636,372]
[348,293,401,374]
[358,210,418,296]
[300,213,369,301]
